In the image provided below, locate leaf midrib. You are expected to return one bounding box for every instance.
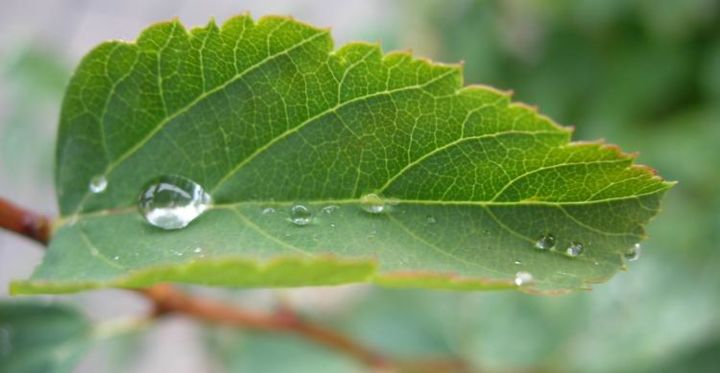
[59,187,663,230]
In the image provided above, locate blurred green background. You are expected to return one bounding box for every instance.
[1,0,719,372]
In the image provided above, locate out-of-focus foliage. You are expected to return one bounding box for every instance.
[0,301,91,373]
[0,48,68,197]
[206,328,361,372]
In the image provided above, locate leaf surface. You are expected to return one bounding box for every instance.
[0,301,91,373]
[13,15,672,294]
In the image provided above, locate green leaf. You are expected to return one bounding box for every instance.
[0,301,91,373]
[13,15,672,295]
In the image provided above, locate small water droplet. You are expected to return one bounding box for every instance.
[330,223,336,228]
[262,207,276,215]
[89,175,108,193]
[426,216,437,224]
[321,205,340,215]
[534,234,555,250]
[289,204,313,226]
[514,271,534,286]
[194,247,203,254]
[360,193,386,214]
[138,175,212,230]
[514,260,522,265]
[565,242,584,257]
[113,255,120,261]
[625,243,641,261]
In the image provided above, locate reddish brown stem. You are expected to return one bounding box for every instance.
[0,197,50,245]
[141,284,389,368]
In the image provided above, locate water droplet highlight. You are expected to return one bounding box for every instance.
[367,229,377,242]
[289,204,313,226]
[321,205,340,215]
[534,234,555,250]
[360,193,386,214]
[514,271,534,286]
[565,242,584,257]
[113,255,120,261]
[625,243,641,261]
[262,207,276,215]
[193,247,203,254]
[138,175,212,230]
[89,175,107,193]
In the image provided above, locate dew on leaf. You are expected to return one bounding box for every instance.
[194,247,203,254]
[565,242,584,257]
[320,205,340,215]
[289,204,313,226]
[367,229,377,241]
[89,175,108,194]
[360,193,386,214]
[625,243,641,261]
[138,175,212,230]
[514,271,534,286]
[426,216,437,224]
[534,234,555,250]
[261,207,276,215]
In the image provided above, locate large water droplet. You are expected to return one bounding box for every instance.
[138,175,212,230]
[289,204,313,226]
[89,175,108,193]
[565,242,584,257]
[514,271,534,286]
[360,193,386,214]
[625,243,641,261]
[534,234,555,250]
